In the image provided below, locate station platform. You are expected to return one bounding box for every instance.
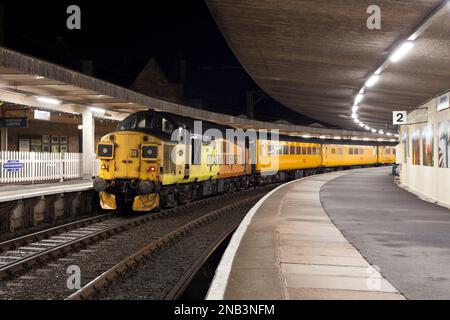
[0,180,93,203]
[207,167,419,300]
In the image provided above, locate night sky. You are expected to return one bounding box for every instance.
[0,1,323,125]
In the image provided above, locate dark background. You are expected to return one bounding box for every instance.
[0,1,323,125]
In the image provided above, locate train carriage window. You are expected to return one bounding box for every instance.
[283,145,289,155]
[302,146,307,155]
[360,148,364,154]
[386,148,391,155]
[268,144,274,155]
[354,148,359,155]
[393,148,396,155]
[307,147,312,155]
[331,148,336,154]
[296,146,301,155]
[162,118,174,134]
[290,146,295,155]
[349,148,354,155]
[337,148,343,155]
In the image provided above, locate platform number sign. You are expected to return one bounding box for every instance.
[393,111,407,125]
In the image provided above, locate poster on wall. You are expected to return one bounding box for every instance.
[401,133,408,163]
[438,120,450,168]
[412,129,421,165]
[422,125,434,167]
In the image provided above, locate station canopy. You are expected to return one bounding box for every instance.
[207,0,450,131]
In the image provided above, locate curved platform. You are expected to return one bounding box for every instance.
[207,167,406,300]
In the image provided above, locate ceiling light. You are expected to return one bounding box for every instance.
[395,134,400,138]
[352,105,359,113]
[359,88,365,94]
[302,135,311,139]
[78,125,83,130]
[377,138,384,142]
[355,94,364,105]
[371,128,377,133]
[34,75,44,79]
[359,123,365,127]
[386,132,392,136]
[390,139,396,142]
[334,136,342,140]
[365,126,370,130]
[366,75,380,87]
[363,137,370,141]
[319,135,326,139]
[374,67,383,75]
[351,113,358,119]
[390,41,414,63]
[354,118,360,124]
[37,96,61,105]
[378,129,384,134]
[89,107,106,116]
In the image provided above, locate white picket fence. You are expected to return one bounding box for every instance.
[0,151,100,184]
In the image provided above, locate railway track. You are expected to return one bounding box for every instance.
[0,186,273,284]
[66,194,263,300]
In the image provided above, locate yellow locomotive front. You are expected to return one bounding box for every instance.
[94,130,162,212]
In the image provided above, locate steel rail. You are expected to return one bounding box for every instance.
[66,195,262,300]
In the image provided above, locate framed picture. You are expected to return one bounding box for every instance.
[42,144,50,152]
[42,135,50,144]
[51,136,59,144]
[60,145,68,153]
[51,144,59,153]
[60,136,68,144]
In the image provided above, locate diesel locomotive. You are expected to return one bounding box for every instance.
[93,110,396,212]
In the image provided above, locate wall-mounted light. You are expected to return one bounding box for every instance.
[37,96,61,105]
[390,41,414,63]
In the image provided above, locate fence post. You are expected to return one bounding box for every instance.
[59,153,64,182]
[31,152,35,184]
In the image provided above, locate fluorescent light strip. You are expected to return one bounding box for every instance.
[37,96,61,105]
[365,75,380,87]
[390,41,414,63]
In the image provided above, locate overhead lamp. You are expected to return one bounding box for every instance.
[359,122,365,127]
[302,135,311,139]
[377,138,384,142]
[333,136,342,140]
[37,96,61,105]
[363,137,370,141]
[378,129,384,134]
[351,113,358,119]
[359,88,365,94]
[352,105,359,113]
[371,128,377,133]
[354,118,360,124]
[390,139,396,142]
[395,134,400,138]
[354,94,364,105]
[374,67,383,75]
[78,125,83,130]
[365,126,370,130]
[390,41,414,63]
[34,75,44,79]
[89,107,106,116]
[319,135,327,139]
[366,75,380,87]
[386,132,392,136]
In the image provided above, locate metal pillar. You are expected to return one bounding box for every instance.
[1,128,7,151]
[82,109,95,180]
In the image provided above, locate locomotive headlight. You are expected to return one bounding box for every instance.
[138,181,154,194]
[101,164,109,170]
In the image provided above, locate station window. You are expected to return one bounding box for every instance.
[283,145,289,155]
[290,146,295,155]
[296,146,301,155]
